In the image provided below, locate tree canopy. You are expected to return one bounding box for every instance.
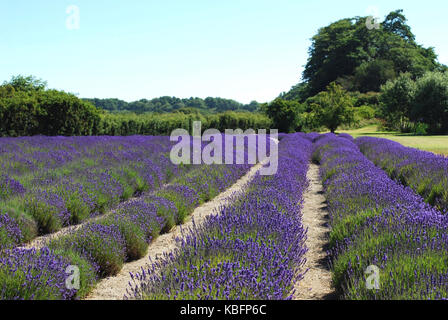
[379,71,448,134]
[308,82,355,133]
[263,98,303,133]
[272,9,448,134]
[283,9,446,101]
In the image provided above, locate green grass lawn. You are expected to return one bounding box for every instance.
[336,125,448,156]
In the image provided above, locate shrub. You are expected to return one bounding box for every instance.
[113,200,165,240]
[98,215,148,261]
[25,191,69,234]
[50,223,126,277]
[155,185,199,224]
[0,203,37,244]
[355,105,376,120]
[0,247,78,300]
[413,122,428,135]
[0,175,25,200]
[84,171,123,213]
[144,195,178,232]
[309,83,356,133]
[51,248,99,299]
[56,182,95,225]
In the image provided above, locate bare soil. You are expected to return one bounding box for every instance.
[293,163,336,300]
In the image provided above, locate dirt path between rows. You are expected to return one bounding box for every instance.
[85,162,264,300]
[293,163,335,300]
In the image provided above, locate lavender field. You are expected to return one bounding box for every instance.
[0,135,253,299]
[0,133,448,300]
[4,1,448,310]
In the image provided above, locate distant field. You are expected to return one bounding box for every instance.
[337,125,448,156]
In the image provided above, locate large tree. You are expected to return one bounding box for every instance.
[263,98,303,133]
[309,82,355,133]
[412,71,448,134]
[284,10,446,100]
[382,9,415,42]
[353,59,396,92]
[379,73,416,131]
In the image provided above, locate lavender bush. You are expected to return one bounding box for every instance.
[0,247,95,300]
[0,212,22,250]
[356,136,448,212]
[49,223,127,277]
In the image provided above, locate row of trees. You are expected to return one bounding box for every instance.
[380,71,448,134]
[270,70,448,135]
[0,76,271,137]
[264,83,357,133]
[0,76,101,136]
[84,96,261,114]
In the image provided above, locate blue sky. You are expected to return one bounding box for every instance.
[1,0,447,103]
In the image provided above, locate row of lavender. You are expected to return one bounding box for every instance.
[0,136,181,249]
[125,133,312,300]
[356,137,448,213]
[0,157,252,299]
[314,134,448,299]
[1,134,279,300]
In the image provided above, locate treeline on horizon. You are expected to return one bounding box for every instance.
[83,96,261,114]
[0,76,271,137]
[1,9,448,137]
